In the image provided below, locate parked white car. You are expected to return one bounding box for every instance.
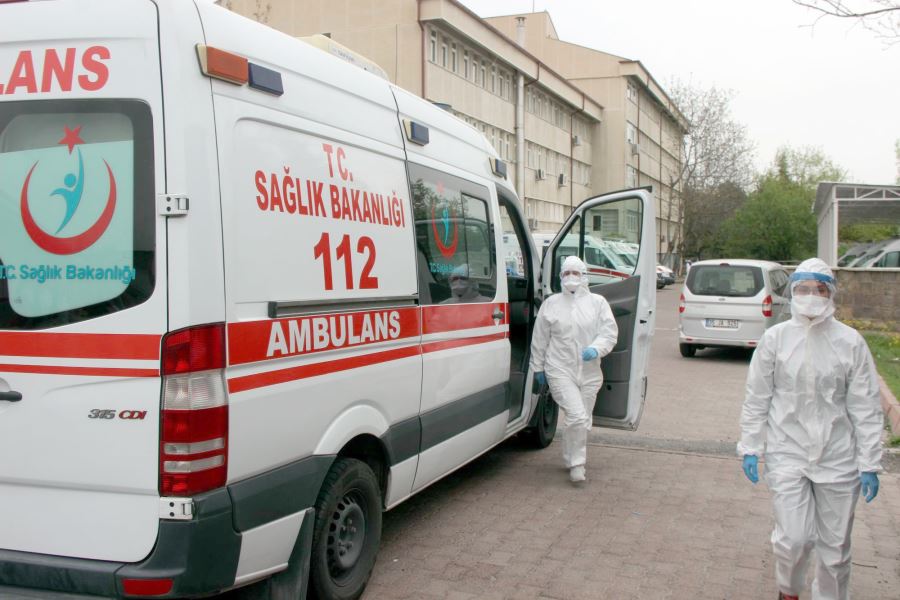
[853,238,900,268]
[678,259,792,357]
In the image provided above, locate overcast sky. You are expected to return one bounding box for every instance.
[458,0,900,185]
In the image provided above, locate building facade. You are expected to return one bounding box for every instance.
[487,12,688,265]
[220,0,686,262]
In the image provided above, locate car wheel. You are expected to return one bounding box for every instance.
[679,343,696,358]
[309,458,382,600]
[524,385,558,449]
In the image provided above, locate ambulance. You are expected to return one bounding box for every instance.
[0,1,657,598]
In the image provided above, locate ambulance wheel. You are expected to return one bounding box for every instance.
[525,387,558,449]
[309,458,382,600]
[679,343,696,358]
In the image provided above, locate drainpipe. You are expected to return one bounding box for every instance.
[515,17,526,203]
[569,101,585,213]
[418,0,426,97]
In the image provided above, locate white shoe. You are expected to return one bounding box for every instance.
[569,465,586,483]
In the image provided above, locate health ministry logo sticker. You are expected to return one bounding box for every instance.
[19,125,117,255]
[430,181,458,259]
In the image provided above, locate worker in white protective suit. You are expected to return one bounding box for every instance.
[738,258,883,600]
[530,255,619,483]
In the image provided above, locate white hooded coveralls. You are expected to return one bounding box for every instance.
[738,259,883,600]
[530,256,619,469]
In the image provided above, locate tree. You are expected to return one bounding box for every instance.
[769,145,848,190]
[667,80,756,267]
[719,176,817,261]
[718,147,847,261]
[681,182,747,260]
[792,1,900,41]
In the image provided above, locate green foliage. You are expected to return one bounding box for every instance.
[769,146,847,190]
[715,146,848,262]
[839,223,900,244]
[719,175,816,261]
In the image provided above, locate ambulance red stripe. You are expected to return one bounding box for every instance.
[587,267,629,279]
[228,344,422,393]
[227,332,506,393]
[0,332,160,360]
[420,332,507,353]
[0,363,158,378]
[421,303,508,334]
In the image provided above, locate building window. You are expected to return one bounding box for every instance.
[626,82,637,102]
[463,50,469,79]
[429,31,436,63]
[627,210,640,233]
[480,63,486,87]
[450,43,457,72]
[499,73,506,99]
[490,65,496,93]
[626,165,637,188]
[626,122,637,144]
[441,41,447,68]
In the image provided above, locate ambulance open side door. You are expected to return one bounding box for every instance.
[541,188,656,430]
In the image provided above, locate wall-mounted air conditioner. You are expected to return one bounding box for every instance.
[558,173,568,187]
[535,168,546,180]
[629,142,640,156]
[527,218,539,230]
[572,134,582,147]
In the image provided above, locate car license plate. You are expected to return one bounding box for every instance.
[706,318,739,329]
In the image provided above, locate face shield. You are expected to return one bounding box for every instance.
[788,270,836,319]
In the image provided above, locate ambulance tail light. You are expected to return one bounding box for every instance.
[762,295,773,318]
[678,293,686,313]
[160,324,228,496]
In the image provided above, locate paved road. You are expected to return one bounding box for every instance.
[360,285,900,599]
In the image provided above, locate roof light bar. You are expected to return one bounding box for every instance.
[196,45,248,85]
[248,63,284,96]
[404,119,429,146]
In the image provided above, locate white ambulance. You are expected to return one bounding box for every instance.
[0,1,657,598]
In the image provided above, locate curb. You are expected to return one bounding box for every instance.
[880,375,900,437]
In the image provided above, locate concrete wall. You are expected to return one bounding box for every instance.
[833,268,900,330]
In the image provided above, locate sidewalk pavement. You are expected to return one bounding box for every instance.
[362,438,900,600]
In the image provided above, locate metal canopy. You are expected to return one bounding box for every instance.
[814,182,900,265]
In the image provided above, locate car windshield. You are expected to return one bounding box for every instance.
[686,265,763,298]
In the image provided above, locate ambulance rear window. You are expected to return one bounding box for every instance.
[0,100,154,330]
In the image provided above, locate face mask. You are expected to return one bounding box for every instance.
[791,295,830,318]
[562,275,581,293]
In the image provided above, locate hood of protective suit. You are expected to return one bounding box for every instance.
[789,258,836,325]
[560,256,590,295]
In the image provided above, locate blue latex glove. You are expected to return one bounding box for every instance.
[582,347,599,361]
[742,455,759,484]
[535,372,546,386]
[861,472,879,503]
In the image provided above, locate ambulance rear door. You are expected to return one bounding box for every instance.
[541,188,656,430]
[0,0,167,562]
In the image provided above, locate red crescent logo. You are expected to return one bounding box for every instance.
[20,160,117,255]
[431,202,458,258]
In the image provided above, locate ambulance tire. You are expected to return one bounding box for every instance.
[525,387,558,449]
[309,458,382,600]
[679,343,696,358]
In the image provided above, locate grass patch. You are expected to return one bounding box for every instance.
[890,436,900,448]
[863,332,900,405]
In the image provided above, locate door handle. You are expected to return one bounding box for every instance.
[492,309,505,320]
[0,391,23,402]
